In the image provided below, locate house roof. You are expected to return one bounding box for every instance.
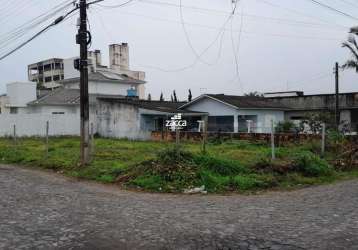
[61,70,145,85]
[28,88,124,106]
[98,97,206,114]
[180,94,289,110]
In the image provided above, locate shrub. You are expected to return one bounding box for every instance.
[232,174,278,190]
[293,152,333,177]
[275,121,298,133]
[130,175,164,191]
[199,170,231,191]
[194,154,248,175]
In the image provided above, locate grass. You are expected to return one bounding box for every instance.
[0,137,357,193]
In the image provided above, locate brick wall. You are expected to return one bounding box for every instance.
[151,131,325,145]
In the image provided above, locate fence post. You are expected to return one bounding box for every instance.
[45,121,49,158]
[90,122,94,156]
[271,120,275,160]
[247,120,252,133]
[321,123,326,156]
[13,124,16,145]
[175,128,180,146]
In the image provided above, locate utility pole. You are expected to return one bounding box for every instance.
[78,0,90,165]
[335,62,340,130]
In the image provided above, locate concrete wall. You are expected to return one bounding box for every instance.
[7,82,37,107]
[97,101,150,140]
[268,93,358,111]
[0,114,80,137]
[0,95,9,114]
[63,57,80,79]
[186,97,285,133]
[64,80,133,96]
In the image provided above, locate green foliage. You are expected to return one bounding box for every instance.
[199,170,231,192]
[275,121,298,133]
[194,154,248,175]
[293,152,333,177]
[130,175,164,191]
[0,137,356,193]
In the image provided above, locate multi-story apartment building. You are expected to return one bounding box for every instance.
[28,58,64,89]
[27,43,146,98]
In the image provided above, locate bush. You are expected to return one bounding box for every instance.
[275,121,298,133]
[232,174,277,190]
[130,175,164,191]
[293,152,333,177]
[199,170,231,191]
[194,154,249,175]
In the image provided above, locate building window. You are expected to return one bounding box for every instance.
[238,115,258,132]
[208,116,234,132]
[52,112,65,115]
[10,107,18,114]
[53,75,60,81]
[54,63,62,70]
[43,64,52,71]
[44,76,52,82]
[61,74,64,80]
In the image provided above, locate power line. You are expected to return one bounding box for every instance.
[306,0,358,21]
[96,0,137,8]
[139,0,347,30]
[338,0,358,9]
[0,7,79,61]
[0,1,75,49]
[102,10,344,41]
[256,0,348,29]
[179,0,234,66]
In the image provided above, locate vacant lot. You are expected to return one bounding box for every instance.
[0,137,357,192]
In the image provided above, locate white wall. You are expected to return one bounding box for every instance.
[7,82,37,107]
[186,97,285,133]
[64,80,134,96]
[63,57,80,79]
[97,101,150,140]
[0,114,80,137]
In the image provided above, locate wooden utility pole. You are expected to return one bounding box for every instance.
[78,0,90,165]
[335,62,340,130]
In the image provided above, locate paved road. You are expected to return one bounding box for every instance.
[1,165,358,250]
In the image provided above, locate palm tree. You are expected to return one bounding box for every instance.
[342,35,358,72]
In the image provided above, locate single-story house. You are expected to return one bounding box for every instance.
[96,98,207,140]
[179,94,288,133]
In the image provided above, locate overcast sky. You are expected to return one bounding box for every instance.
[1,0,358,100]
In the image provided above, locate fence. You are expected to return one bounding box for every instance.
[151,131,322,145]
[0,114,81,137]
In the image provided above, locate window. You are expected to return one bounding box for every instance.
[43,64,52,71]
[208,116,234,132]
[44,77,52,82]
[54,63,62,70]
[61,74,64,80]
[53,75,60,81]
[10,107,18,114]
[238,115,258,132]
[52,112,65,115]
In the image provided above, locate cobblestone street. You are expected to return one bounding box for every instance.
[1,165,358,250]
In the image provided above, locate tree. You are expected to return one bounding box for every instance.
[147,93,152,101]
[160,92,164,101]
[173,90,178,102]
[188,89,192,102]
[342,35,358,72]
[171,94,174,102]
[244,91,263,97]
